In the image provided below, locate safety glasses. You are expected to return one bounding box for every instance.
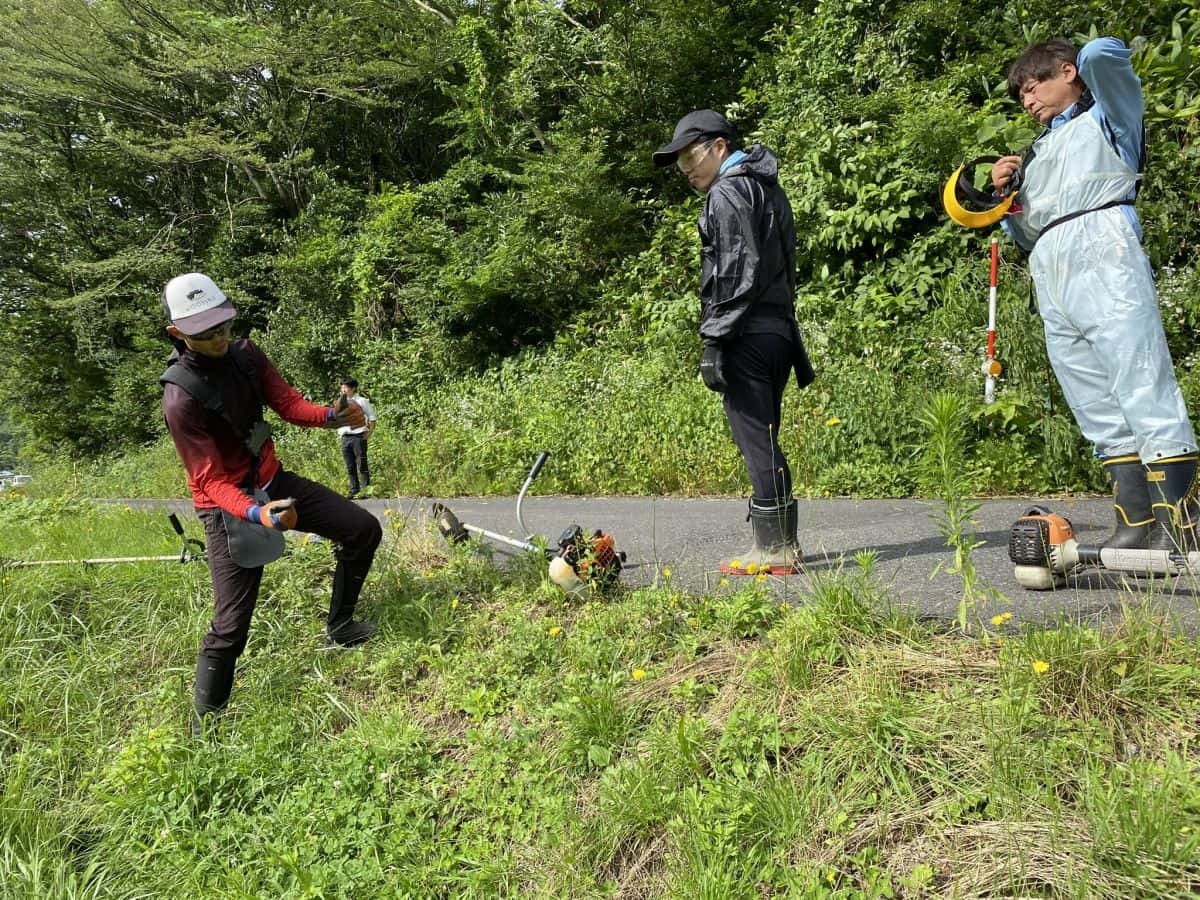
[676,140,714,173]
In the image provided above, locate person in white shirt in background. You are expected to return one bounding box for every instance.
[338,377,377,499]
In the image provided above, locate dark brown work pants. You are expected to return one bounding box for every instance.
[196,468,382,655]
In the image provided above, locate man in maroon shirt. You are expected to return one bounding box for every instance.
[160,273,382,736]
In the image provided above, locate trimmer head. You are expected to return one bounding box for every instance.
[431,503,470,544]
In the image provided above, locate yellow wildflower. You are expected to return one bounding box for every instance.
[631,668,647,682]
[548,626,562,637]
[719,577,729,587]
[1032,659,1050,674]
[755,572,768,583]
[745,562,759,575]
[662,566,672,578]
[729,559,743,570]
[825,416,842,427]
[450,597,460,610]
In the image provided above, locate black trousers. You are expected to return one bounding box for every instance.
[341,433,370,493]
[722,331,794,503]
[197,468,383,656]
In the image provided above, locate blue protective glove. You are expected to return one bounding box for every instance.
[245,498,298,531]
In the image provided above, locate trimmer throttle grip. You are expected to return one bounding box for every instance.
[529,451,550,480]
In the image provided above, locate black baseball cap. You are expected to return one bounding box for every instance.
[652,109,735,167]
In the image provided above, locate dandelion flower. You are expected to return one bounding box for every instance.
[631,668,647,682]
[729,559,743,570]
[450,597,460,610]
[662,566,672,578]
[745,562,759,575]
[825,416,842,427]
[755,573,768,583]
[1032,659,1050,674]
[548,626,562,637]
[719,577,729,587]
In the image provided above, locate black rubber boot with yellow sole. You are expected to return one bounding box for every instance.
[720,498,801,576]
[1145,454,1200,553]
[1100,454,1154,550]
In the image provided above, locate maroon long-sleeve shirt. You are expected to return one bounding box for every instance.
[162,340,332,519]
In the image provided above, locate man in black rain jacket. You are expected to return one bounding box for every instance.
[654,109,814,575]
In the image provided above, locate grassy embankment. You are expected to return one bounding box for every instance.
[2,497,1198,897]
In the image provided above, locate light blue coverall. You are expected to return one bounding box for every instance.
[1003,37,1196,463]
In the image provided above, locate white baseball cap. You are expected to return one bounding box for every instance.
[162,272,237,334]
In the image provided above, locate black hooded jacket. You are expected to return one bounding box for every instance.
[697,144,813,386]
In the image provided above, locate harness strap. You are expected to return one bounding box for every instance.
[1030,198,1136,251]
[160,345,271,490]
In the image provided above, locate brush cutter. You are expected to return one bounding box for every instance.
[1008,505,1200,589]
[1,513,206,569]
[431,451,625,592]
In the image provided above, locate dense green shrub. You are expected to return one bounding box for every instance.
[4,0,1199,496]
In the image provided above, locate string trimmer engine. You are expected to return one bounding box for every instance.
[549,524,625,593]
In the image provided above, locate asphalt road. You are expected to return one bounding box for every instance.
[128,495,1200,630]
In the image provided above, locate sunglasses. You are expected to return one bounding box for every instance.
[187,321,232,342]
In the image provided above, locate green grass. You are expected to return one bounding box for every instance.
[1,498,1198,897]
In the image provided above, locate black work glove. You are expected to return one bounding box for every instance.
[700,341,727,393]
